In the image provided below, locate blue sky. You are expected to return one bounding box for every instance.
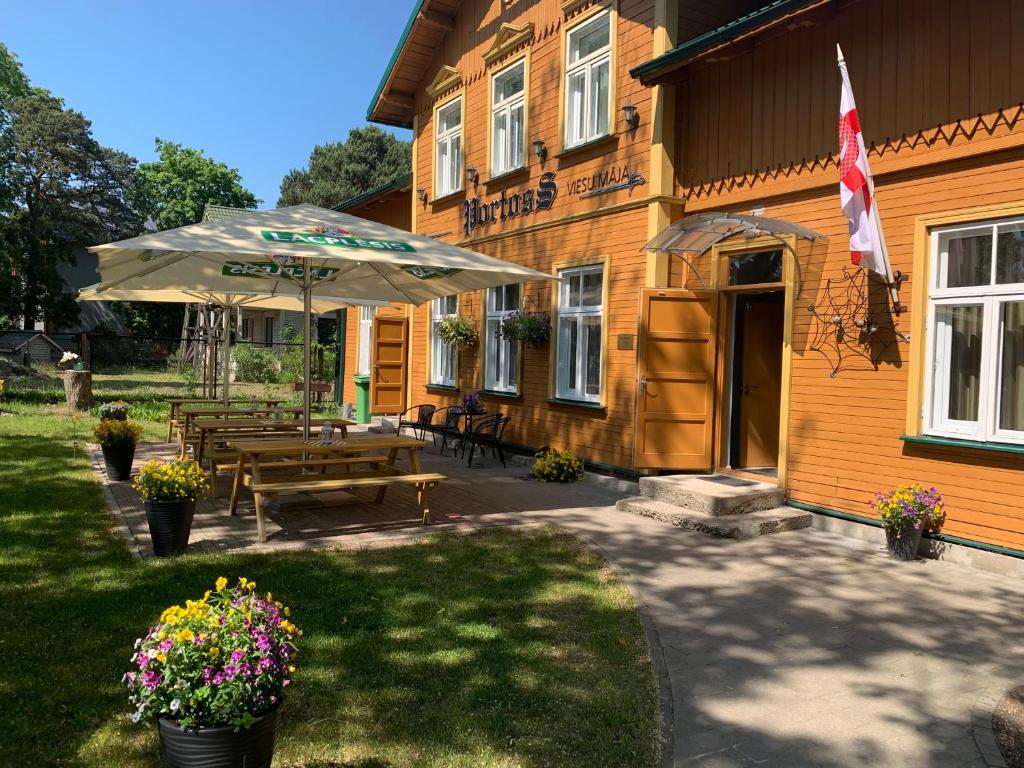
[3,0,414,208]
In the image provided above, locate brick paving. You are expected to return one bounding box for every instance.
[90,432,1024,767]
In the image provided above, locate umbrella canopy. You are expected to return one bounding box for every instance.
[89,203,550,304]
[78,285,390,405]
[88,204,555,435]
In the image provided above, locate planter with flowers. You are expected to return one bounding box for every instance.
[500,310,551,348]
[125,576,301,768]
[461,391,485,415]
[94,419,143,481]
[437,315,479,350]
[132,458,208,557]
[99,400,130,421]
[872,483,944,561]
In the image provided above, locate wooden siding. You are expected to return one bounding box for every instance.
[676,0,1024,190]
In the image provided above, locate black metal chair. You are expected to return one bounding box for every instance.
[436,407,468,456]
[465,414,511,467]
[397,404,436,441]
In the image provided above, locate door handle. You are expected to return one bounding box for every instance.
[639,374,648,396]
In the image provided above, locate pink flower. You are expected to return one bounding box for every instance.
[142,671,162,691]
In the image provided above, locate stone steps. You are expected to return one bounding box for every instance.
[616,473,811,539]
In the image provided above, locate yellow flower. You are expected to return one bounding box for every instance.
[215,577,228,591]
[176,628,194,642]
[156,652,166,663]
[288,665,296,673]
[209,646,220,659]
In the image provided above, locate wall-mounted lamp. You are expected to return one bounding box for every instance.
[531,138,547,162]
[416,186,428,204]
[466,166,478,185]
[622,103,640,130]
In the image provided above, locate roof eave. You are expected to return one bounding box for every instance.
[366,0,427,127]
[629,0,826,85]
[333,173,414,212]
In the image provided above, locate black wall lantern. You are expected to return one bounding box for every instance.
[466,165,478,185]
[623,103,640,130]
[531,138,547,162]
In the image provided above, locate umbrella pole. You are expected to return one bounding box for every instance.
[303,267,312,440]
[221,305,231,406]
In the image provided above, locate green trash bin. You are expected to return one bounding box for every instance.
[354,374,371,424]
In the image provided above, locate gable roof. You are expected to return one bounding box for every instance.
[0,331,65,353]
[630,0,824,84]
[367,0,460,128]
[333,173,413,212]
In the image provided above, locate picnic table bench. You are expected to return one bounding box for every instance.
[225,435,445,542]
[176,405,304,457]
[195,416,353,494]
[166,398,287,442]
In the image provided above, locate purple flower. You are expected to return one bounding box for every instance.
[238,663,253,677]
[202,666,213,683]
[123,672,136,686]
[256,635,271,652]
[212,671,225,685]
[224,665,238,681]
[137,654,150,670]
[230,649,244,664]
[159,638,173,652]
[142,671,162,691]
[258,656,274,672]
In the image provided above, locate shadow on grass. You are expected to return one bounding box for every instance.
[0,428,657,768]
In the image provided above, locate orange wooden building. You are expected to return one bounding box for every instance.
[346,0,1024,556]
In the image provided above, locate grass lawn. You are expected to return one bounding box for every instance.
[0,401,659,767]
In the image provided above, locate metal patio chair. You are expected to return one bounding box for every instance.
[436,407,469,456]
[396,403,436,440]
[465,413,511,468]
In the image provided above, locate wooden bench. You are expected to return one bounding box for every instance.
[225,435,443,542]
[167,399,287,443]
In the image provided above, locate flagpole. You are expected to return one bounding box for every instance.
[837,44,903,314]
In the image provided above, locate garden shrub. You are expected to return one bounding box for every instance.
[232,344,279,383]
[533,447,585,483]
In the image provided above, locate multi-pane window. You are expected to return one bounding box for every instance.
[556,265,603,402]
[435,97,462,198]
[430,295,458,387]
[485,284,520,393]
[564,10,610,149]
[356,306,375,375]
[491,61,525,176]
[926,217,1024,443]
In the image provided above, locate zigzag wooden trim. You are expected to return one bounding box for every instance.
[425,65,462,99]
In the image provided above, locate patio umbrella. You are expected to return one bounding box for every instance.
[88,203,555,435]
[78,285,390,406]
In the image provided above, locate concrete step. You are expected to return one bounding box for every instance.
[638,474,785,516]
[615,496,812,539]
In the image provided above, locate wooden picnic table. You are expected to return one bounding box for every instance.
[225,435,444,542]
[176,405,304,457]
[166,398,287,442]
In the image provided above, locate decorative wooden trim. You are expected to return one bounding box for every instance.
[561,0,611,18]
[482,23,534,67]
[425,65,463,99]
[486,52,531,180]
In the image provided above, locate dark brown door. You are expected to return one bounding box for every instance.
[735,295,784,468]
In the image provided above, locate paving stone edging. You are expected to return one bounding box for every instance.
[87,444,145,561]
[975,687,1011,768]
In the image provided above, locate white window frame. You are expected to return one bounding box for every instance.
[356,305,375,376]
[556,264,604,402]
[490,60,526,177]
[484,285,520,394]
[563,9,612,150]
[430,295,458,387]
[434,97,462,198]
[924,216,1024,444]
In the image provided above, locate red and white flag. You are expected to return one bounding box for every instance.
[837,45,892,279]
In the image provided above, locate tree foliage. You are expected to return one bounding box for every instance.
[277,126,411,209]
[0,89,142,327]
[132,139,260,231]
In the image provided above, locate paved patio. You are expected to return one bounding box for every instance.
[92,433,1024,767]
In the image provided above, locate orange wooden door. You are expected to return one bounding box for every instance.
[369,316,408,414]
[634,289,719,469]
[737,299,783,468]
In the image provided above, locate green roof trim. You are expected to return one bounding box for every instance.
[630,0,820,82]
[333,172,413,212]
[366,0,426,126]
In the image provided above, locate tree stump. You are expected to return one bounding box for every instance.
[63,370,94,410]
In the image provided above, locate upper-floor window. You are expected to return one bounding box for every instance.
[491,60,525,176]
[430,295,458,387]
[556,264,603,402]
[485,284,520,393]
[435,97,462,198]
[357,305,376,375]
[564,10,610,149]
[925,217,1024,443]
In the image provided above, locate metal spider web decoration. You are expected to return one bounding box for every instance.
[807,266,909,377]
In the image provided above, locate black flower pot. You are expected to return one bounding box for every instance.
[885,525,924,561]
[144,499,196,557]
[101,442,136,481]
[158,708,279,768]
